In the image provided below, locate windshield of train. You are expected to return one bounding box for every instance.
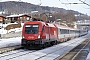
[25,24,39,34]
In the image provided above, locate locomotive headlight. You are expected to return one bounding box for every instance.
[38,35,40,39]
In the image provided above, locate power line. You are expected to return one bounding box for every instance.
[66,0,72,10]
[38,0,42,6]
[83,7,90,9]
[79,0,90,6]
[61,3,83,4]
[60,0,90,6]
[84,0,86,2]
[59,0,83,4]
[59,0,70,10]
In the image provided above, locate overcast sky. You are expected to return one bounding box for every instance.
[1,0,90,16]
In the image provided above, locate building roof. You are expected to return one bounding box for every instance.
[7,14,31,18]
[0,15,6,18]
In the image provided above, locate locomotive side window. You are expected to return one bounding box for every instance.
[25,24,39,34]
[42,25,44,32]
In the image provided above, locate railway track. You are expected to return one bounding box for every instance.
[58,38,90,60]
[0,38,80,60]
[0,48,36,60]
[0,45,22,54]
[0,33,89,60]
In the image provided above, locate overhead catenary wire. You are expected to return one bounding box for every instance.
[60,0,89,6]
[38,0,42,6]
[65,0,72,10]
[59,0,70,10]
[84,0,86,2]
[39,0,42,5]
[81,0,90,9]
[79,0,90,6]
[59,0,90,10]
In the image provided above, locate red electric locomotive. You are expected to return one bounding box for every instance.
[21,21,57,47]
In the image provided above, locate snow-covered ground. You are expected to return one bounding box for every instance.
[86,52,90,60]
[0,23,24,48]
[86,31,90,60]
[0,37,21,48]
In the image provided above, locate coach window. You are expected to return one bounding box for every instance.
[69,30,71,34]
[64,29,66,34]
[60,29,65,34]
[60,29,63,34]
[60,29,62,34]
[71,30,73,34]
[67,30,69,34]
[63,29,67,34]
[58,28,61,34]
[66,29,68,34]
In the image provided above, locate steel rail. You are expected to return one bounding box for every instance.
[71,39,90,60]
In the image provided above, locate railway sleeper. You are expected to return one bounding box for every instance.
[0,45,22,54]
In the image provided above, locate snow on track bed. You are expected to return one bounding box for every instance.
[0,33,89,60]
[0,49,36,60]
[0,37,21,48]
[58,38,90,60]
[0,45,22,54]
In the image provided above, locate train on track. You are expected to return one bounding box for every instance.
[21,21,88,48]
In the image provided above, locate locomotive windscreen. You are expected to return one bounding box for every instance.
[25,24,39,34]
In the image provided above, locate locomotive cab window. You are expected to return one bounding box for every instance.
[25,24,39,34]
